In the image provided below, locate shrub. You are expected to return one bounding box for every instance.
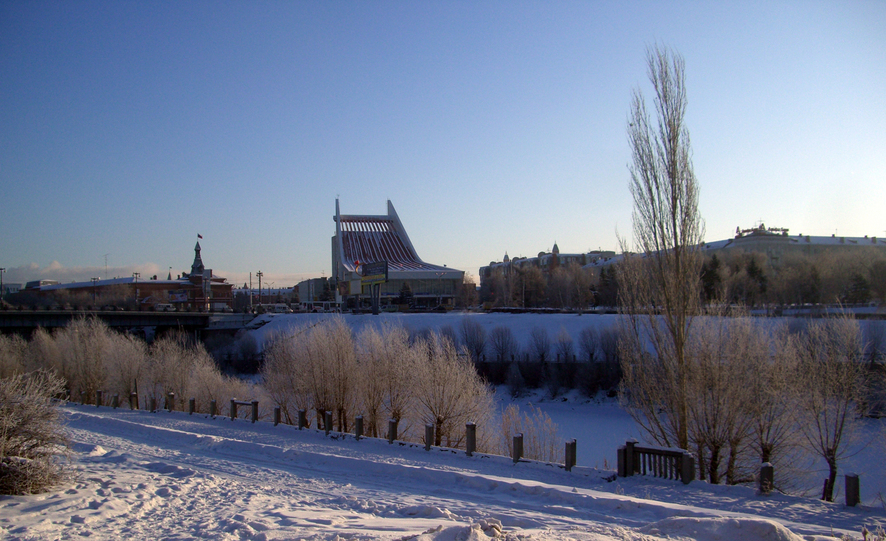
[0,370,69,495]
[0,334,27,378]
[499,403,560,462]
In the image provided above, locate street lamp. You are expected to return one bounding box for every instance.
[91,277,99,306]
[256,271,263,306]
[435,271,448,308]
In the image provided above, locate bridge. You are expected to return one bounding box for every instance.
[0,309,253,337]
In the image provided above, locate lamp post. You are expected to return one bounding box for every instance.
[256,270,263,307]
[91,277,99,306]
[132,272,140,306]
[435,271,448,308]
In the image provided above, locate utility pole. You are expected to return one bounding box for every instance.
[133,272,140,307]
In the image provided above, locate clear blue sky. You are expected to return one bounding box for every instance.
[2,1,884,288]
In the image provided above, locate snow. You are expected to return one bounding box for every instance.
[3,312,884,539]
[2,399,883,540]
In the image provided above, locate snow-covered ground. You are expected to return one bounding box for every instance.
[3,312,884,540]
[2,396,883,540]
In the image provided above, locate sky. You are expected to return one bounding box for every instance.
[2,1,884,288]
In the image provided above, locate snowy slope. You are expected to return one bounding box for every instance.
[1,403,882,540]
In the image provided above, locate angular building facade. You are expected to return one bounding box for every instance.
[332,199,463,309]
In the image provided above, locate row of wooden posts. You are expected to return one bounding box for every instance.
[86,391,860,507]
[84,390,862,505]
[80,390,579,471]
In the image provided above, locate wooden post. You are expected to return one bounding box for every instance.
[617,445,626,477]
[513,433,523,463]
[111,394,119,409]
[425,424,434,451]
[760,462,774,494]
[625,439,637,477]
[565,439,577,472]
[210,399,217,417]
[681,452,695,485]
[95,390,102,407]
[465,423,476,457]
[167,392,175,412]
[189,398,195,415]
[251,400,259,423]
[230,399,237,421]
[355,415,363,440]
[273,407,281,426]
[325,411,333,435]
[388,419,398,444]
[846,473,860,507]
[130,392,138,410]
[150,396,157,413]
[298,409,307,430]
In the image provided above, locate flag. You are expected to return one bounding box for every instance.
[197,234,203,239]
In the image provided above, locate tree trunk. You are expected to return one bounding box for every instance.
[708,444,721,484]
[696,442,707,482]
[824,451,838,502]
[435,418,444,447]
[760,442,772,465]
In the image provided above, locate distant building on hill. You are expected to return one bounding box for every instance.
[332,199,464,309]
[578,224,886,271]
[699,224,886,267]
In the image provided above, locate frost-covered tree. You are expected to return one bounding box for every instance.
[793,314,868,501]
[412,334,494,449]
[354,323,417,438]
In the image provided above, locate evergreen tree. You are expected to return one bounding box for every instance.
[700,254,722,302]
[398,282,413,306]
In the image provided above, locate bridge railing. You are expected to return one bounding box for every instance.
[617,439,695,484]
